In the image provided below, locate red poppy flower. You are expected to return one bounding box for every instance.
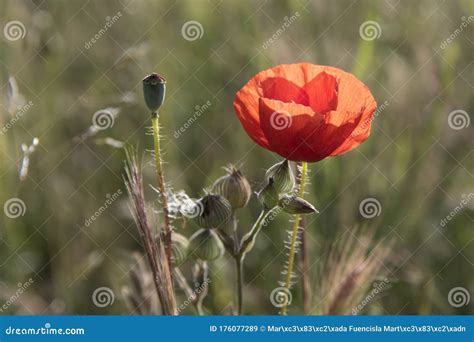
[233,63,377,162]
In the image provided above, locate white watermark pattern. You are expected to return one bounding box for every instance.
[174,100,212,138]
[92,109,115,130]
[84,12,122,49]
[181,21,204,41]
[447,287,470,308]
[262,12,300,49]
[270,287,292,308]
[84,189,123,227]
[359,20,381,41]
[0,278,34,313]
[352,278,390,314]
[3,20,26,41]
[92,287,115,307]
[440,193,473,228]
[447,109,470,130]
[359,198,382,219]
[4,198,26,218]
[440,16,474,49]
[270,111,292,130]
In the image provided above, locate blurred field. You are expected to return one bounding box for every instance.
[0,0,473,315]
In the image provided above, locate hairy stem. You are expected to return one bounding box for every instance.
[151,112,172,272]
[235,256,243,315]
[281,161,308,315]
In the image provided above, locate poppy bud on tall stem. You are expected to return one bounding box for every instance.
[143,73,166,113]
[143,72,172,272]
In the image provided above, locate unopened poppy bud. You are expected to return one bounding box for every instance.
[265,159,295,194]
[278,194,318,214]
[188,229,224,261]
[171,233,189,267]
[212,165,252,209]
[257,178,279,209]
[193,193,232,229]
[142,73,166,113]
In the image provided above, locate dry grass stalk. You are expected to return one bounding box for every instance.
[313,227,393,315]
[124,148,177,315]
[122,253,159,315]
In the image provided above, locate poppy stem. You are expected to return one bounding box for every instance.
[151,112,173,273]
[280,161,308,315]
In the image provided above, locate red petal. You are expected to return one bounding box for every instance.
[303,71,338,113]
[260,77,309,105]
[258,98,326,161]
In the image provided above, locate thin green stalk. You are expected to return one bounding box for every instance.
[235,256,243,315]
[151,112,172,271]
[281,161,308,315]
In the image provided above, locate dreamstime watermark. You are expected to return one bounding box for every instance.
[359,197,382,219]
[173,100,212,138]
[5,323,85,336]
[84,11,123,50]
[448,287,470,308]
[352,278,390,314]
[1,100,34,135]
[351,100,389,138]
[3,20,26,41]
[359,20,381,41]
[270,111,292,130]
[262,12,300,49]
[92,287,115,307]
[181,20,204,41]
[83,189,122,227]
[0,278,34,313]
[447,109,470,130]
[439,193,473,228]
[92,109,116,130]
[262,195,294,227]
[3,197,26,218]
[270,286,292,308]
[177,278,211,313]
[440,16,474,50]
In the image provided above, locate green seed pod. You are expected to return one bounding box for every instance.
[265,159,295,194]
[188,229,224,261]
[278,194,318,215]
[193,193,232,229]
[142,73,166,112]
[257,177,279,209]
[171,233,189,267]
[212,165,252,209]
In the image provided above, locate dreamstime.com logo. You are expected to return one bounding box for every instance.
[352,278,391,314]
[84,12,123,49]
[174,100,212,138]
[270,287,292,308]
[3,20,26,41]
[448,287,470,308]
[439,193,473,228]
[181,20,204,41]
[0,100,34,135]
[440,16,474,50]
[270,111,292,130]
[92,109,116,130]
[262,12,300,49]
[0,278,34,313]
[3,198,26,218]
[447,109,470,130]
[177,278,211,313]
[359,197,382,219]
[92,287,115,308]
[84,189,122,227]
[359,20,381,41]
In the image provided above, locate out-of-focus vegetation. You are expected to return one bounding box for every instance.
[0,0,472,315]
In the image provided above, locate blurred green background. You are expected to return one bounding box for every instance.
[0,0,472,315]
